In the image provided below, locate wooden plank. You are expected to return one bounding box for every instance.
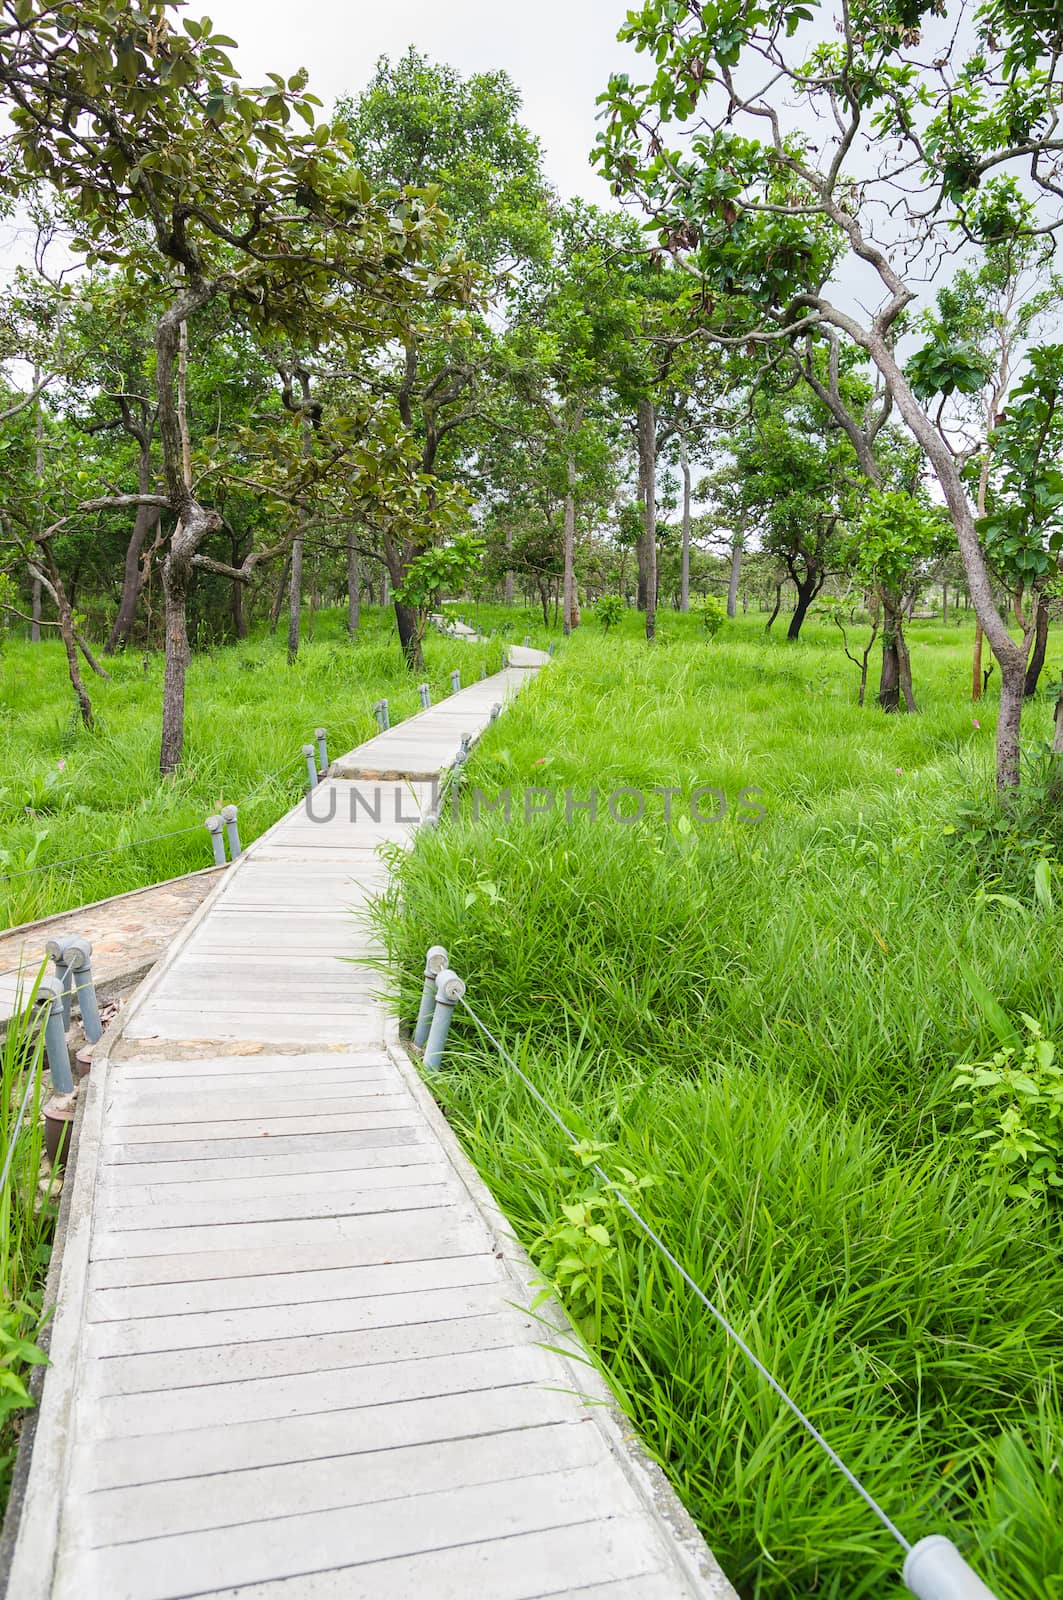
[107,1107,414,1143]
[87,1309,530,1394]
[102,1125,425,1165]
[107,1091,407,1126]
[89,1343,553,1437]
[56,1464,639,1600]
[99,1159,450,1211]
[69,1384,580,1492]
[174,1517,673,1600]
[89,1209,491,1288]
[97,1178,457,1231]
[84,1280,511,1354]
[73,1423,599,1547]
[101,1142,436,1188]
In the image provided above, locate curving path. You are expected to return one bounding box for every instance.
[7,652,735,1600]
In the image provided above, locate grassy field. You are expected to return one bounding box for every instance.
[375,608,1063,1600]
[0,602,555,929]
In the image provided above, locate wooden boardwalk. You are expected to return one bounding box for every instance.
[8,658,735,1600]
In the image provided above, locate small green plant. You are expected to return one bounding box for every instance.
[698,595,727,639]
[594,594,624,632]
[953,1014,1063,1197]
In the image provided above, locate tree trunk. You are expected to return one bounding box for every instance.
[869,336,1025,790]
[230,531,249,641]
[394,598,425,672]
[160,546,191,774]
[727,536,742,619]
[504,524,514,606]
[563,454,577,636]
[270,553,290,635]
[679,436,691,613]
[972,622,984,703]
[787,572,821,641]
[637,399,657,642]
[106,437,159,653]
[941,583,948,624]
[287,530,303,665]
[347,530,360,636]
[30,573,41,641]
[1024,595,1049,698]
[878,594,916,712]
[766,581,783,633]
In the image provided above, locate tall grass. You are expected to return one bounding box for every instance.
[0,977,56,1507]
[374,612,1063,1599]
[0,604,532,927]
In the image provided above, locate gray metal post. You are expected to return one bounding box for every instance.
[206,814,226,866]
[302,744,318,789]
[61,935,102,1045]
[34,976,73,1095]
[315,727,328,774]
[903,1538,999,1600]
[374,698,390,732]
[419,682,431,709]
[547,643,555,657]
[458,733,472,762]
[222,804,242,860]
[450,669,461,694]
[423,969,466,1072]
[489,703,501,723]
[45,937,74,1028]
[413,945,450,1048]
[523,635,531,647]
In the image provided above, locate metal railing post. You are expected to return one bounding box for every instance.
[46,937,74,1029]
[418,683,431,710]
[489,703,501,723]
[222,804,242,860]
[903,1538,999,1600]
[423,968,466,1072]
[374,698,390,732]
[315,727,329,774]
[523,635,531,647]
[302,744,319,789]
[413,945,449,1048]
[205,814,226,866]
[450,669,461,694]
[61,935,102,1044]
[34,976,74,1095]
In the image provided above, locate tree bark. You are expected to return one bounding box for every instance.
[394,597,425,672]
[287,529,303,665]
[972,622,984,703]
[504,524,514,606]
[727,536,742,619]
[679,435,691,613]
[637,399,657,642]
[563,453,577,636]
[787,569,822,641]
[347,530,360,636]
[1024,595,1050,698]
[270,553,290,635]
[105,437,160,653]
[160,540,192,774]
[766,580,783,633]
[869,336,1025,788]
[878,594,917,713]
[30,573,41,641]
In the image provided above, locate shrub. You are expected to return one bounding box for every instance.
[953,1014,1063,1197]
[698,595,727,639]
[594,595,624,632]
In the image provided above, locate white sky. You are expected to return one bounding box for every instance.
[205,0,631,204]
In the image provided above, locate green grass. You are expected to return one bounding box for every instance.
[0,602,553,928]
[374,609,1063,1600]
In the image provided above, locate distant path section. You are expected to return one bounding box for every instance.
[7,650,736,1600]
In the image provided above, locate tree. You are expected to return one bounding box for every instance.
[597,0,1063,794]
[847,491,948,712]
[0,0,475,769]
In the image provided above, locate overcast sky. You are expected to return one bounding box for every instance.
[205,0,631,204]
